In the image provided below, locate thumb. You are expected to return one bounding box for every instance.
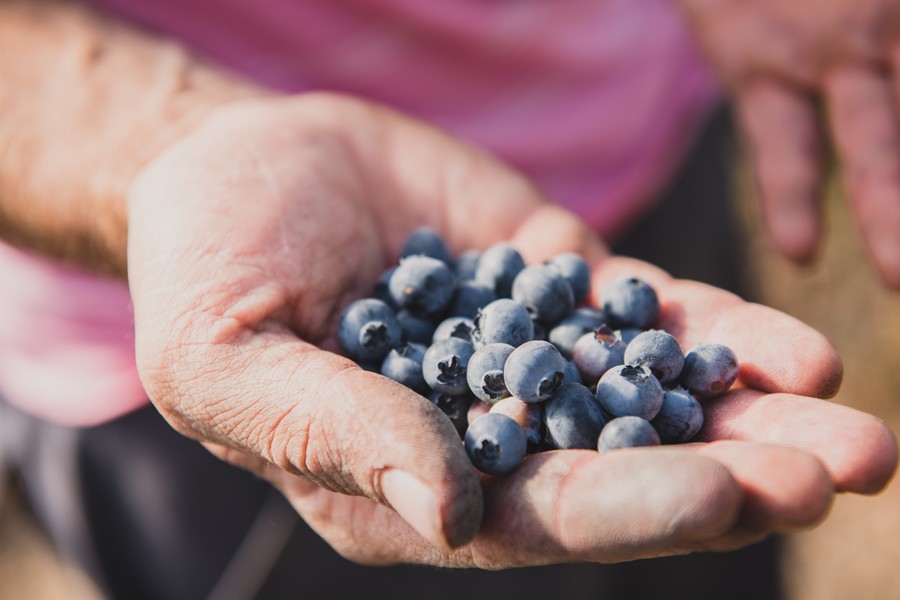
[140,329,483,550]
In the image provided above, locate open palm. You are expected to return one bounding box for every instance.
[125,93,897,566]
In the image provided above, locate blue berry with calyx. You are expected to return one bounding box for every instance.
[396,310,435,346]
[448,280,496,319]
[545,252,591,305]
[428,391,473,438]
[504,340,567,403]
[389,255,457,316]
[571,325,625,385]
[400,227,453,265]
[475,242,525,298]
[602,276,660,329]
[544,383,608,450]
[422,337,475,396]
[511,264,575,325]
[548,307,608,359]
[652,386,704,444]
[380,343,429,394]
[596,364,664,420]
[338,298,402,362]
[465,413,527,475]
[432,316,475,344]
[598,416,661,452]
[472,298,534,348]
[624,329,684,385]
[453,249,481,281]
[466,343,515,403]
[490,397,544,447]
[680,343,739,398]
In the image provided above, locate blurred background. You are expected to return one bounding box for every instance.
[0,161,898,599]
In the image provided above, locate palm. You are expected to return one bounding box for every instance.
[125,94,896,566]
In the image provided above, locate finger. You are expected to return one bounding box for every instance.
[700,389,899,495]
[825,64,900,288]
[277,449,745,567]
[139,331,483,551]
[694,441,833,551]
[736,80,825,263]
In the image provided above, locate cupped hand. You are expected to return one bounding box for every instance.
[679,0,900,286]
[126,93,896,568]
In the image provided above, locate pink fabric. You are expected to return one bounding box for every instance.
[0,0,720,426]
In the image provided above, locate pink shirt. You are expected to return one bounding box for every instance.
[0,0,719,426]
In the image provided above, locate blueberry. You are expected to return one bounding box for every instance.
[680,343,739,398]
[545,252,591,305]
[623,329,684,384]
[490,397,544,447]
[380,343,429,394]
[651,387,704,444]
[562,359,584,385]
[432,316,475,344]
[453,249,481,281]
[448,280,496,319]
[543,383,607,449]
[598,416,661,452]
[504,340,566,403]
[571,325,626,385]
[338,298,402,362]
[596,364,664,420]
[422,337,475,396]
[548,307,608,359]
[602,277,660,329]
[372,266,399,310]
[616,327,643,349]
[389,255,457,316]
[472,298,534,348]
[465,413,527,475]
[428,391,474,438]
[396,310,435,346]
[511,265,575,325]
[475,242,525,298]
[400,227,453,265]
[466,343,515,403]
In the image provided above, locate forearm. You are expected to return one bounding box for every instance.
[0,0,264,276]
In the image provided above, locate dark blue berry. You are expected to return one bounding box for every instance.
[400,227,453,265]
[472,298,534,348]
[511,265,575,325]
[453,249,481,281]
[544,383,607,449]
[598,416,661,452]
[571,325,626,385]
[624,329,684,384]
[432,316,475,344]
[504,340,566,403]
[651,387,704,444]
[545,252,591,305]
[428,391,474,438]
[338,298,402,362]
[602,277,660,329]
[680,343,739,398]
[548,307,608,359]
[396,310,435,346]
[465,413,527,475]
[475,242,525,298]
[466,343,515,403]
[422,337,475,396]
[389,255,457,316]
[448,280,496,319]
[380,343,429,394]
[596,364,664,420]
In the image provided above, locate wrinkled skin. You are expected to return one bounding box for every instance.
[680,0,900,286]
[127,93,897,568]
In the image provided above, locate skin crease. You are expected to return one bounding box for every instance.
[1,0,898,570]
[128,95,897,564]
[679,0,900,286]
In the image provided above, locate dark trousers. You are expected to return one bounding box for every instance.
[0,107,779,600]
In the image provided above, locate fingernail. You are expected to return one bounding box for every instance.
[380,468,449,551]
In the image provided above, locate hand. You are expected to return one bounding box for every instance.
[679,0,900,287]
[126,93,896,567]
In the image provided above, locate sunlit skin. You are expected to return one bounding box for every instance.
[127,94,898,566]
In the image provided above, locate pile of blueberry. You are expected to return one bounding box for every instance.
[338,228,739,475]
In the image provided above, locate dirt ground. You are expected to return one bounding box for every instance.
[0,169,898,600]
